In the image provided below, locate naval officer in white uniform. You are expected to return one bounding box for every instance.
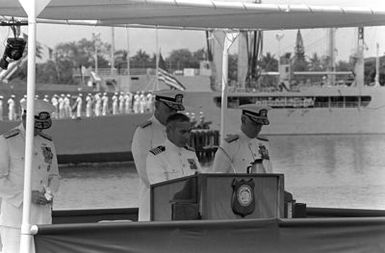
[146,113,202,185]
[0,100,60,253]
[132,90,185,221]
[212,104,273,174]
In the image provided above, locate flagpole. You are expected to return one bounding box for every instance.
[126,27,131,88]
[155,27,160,91]
[111,27,115,76]
[220,32,238,145]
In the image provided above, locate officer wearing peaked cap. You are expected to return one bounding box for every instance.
[0,99,60,253]
[146,113,202,186]
[132,90,185,221]
[211,104,273,174]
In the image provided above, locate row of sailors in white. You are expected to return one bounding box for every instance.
[0,95,17,121]
[132,89,273,221]
[0,91,155,121]
[85,91,154,118]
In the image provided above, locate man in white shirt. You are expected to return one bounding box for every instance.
[7,95,16,121]
[146,113,201,185]
[0,95,3,121]
[94,93,101,117]
[118,92,125,114]
[58,94,65,119]
[74,93,83,118]
[124,92,133,114]
[64,94,72,119]
[0,99,60,253]
[101,92,109,116]
[112,92,118,115]
[50,94,58,119]
[132,90,185,221]
[211,104,273,174]
[85,93,93,118]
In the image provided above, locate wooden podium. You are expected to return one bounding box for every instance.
[150,173,284,221]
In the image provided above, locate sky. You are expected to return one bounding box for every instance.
[1,0,385,63]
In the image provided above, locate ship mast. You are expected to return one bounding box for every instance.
[353,27,365,87]
[237,0,263,90]
[375,43,380,86]
[327,28,336,86]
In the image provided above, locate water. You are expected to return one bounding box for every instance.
[53,134,385,211]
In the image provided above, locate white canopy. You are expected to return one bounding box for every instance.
[1,0,385,30]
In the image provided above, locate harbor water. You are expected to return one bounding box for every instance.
[54,134,385,211]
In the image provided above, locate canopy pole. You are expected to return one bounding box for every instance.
[18,0,51,251]
[20,6,37,253]
[219,32,238,145]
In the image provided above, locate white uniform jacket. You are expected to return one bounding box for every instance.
[0,124,60,228]
[146,140,202,185]
[131,116,167,221]
[212,131,273,174]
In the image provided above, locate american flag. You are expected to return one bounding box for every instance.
[157,68,186,91]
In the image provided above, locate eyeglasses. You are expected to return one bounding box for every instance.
[34,112,51,120]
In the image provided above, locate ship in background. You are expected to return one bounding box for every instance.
[0,25,384,163]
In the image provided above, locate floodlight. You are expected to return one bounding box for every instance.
[0,37,26,70]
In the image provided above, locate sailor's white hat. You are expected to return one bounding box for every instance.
[240,104,271,125]
[154,90,185,111]
[20,99,56,116]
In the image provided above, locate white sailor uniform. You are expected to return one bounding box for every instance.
[146,140,201,185]
[132,116,167,221]
[212,131,273,174]
[0,124,60,253]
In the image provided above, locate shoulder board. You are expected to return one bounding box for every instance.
[149,146,165,155]
[225,134,239,143]
[38,132,52,141]
[3,129,20,139]
[184,146,195,152]
[257,136,269,142]
[140,120,152,129]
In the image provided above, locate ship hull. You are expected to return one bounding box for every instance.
[1,87,384,163]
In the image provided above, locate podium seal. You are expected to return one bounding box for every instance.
[231,178,255,217]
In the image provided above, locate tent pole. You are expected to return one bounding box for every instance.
[19,6,37,253]
[18,0,51,251]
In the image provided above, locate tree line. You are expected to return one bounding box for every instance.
[8,37,384,86]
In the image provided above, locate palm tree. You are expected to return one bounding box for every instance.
[308,53,323,71]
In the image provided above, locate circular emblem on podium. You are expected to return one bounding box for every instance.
[237,184,253,206]
[231,178,256,217]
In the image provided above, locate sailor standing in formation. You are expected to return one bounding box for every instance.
[0,99,60,253]
[0,95,3,121]
[51,94,58,119]
[86,93,93,117]
[7,95,16,121]
[101,92,109,116]
[112,92,118,115]
[58,94,65,119]
[64,94,72,118]
[124,92,133,114]
[74,93,83,118]
[132,90,185,221]
[19,96,27,118]
[211,104,273,174]
[146,113,202,185]
[94,93,101,117]
[119,92,125,114]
